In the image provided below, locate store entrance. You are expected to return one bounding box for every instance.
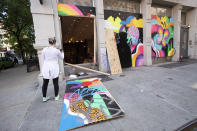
[60,16,95,64]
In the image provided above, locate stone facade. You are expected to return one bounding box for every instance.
[30,0,197,77]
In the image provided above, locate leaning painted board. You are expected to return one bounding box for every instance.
[105,29,122,74]
[59,78,124,131]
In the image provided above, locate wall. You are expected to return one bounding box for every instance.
[59,0,93,6]
[104,10,144,68]
[163,0,197,8]
[30,0,56,47]
[104,0,140,13]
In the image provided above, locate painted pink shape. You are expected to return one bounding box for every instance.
[159,50,165,57]
[127,25,139,45]
[151,25,159,34]
[69,4,84,16]
[64,93,80,101]
[138,44,143,54]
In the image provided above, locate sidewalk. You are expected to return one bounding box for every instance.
[2,61,197,131]
[0,65,39,131]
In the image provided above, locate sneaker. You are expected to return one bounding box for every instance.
[55,95,59,101]
[43,96,50,102]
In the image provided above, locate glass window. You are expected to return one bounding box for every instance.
[181,13,186,25]
[104,0,140,13]
[151,6,171,17]
[151,7,157,15]
[58,0,93,7]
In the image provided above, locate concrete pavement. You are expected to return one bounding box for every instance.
[0,61,197,131]
[0,65,39,131]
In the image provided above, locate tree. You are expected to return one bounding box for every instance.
[0,0,36,61]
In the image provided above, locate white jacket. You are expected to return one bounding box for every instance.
[41,46,64,79]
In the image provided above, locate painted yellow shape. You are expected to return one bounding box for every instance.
[132,54,137,67]
[166,22,174,29]
[168,48,174,57]
[107,16,122,33]
[126,19,143,28]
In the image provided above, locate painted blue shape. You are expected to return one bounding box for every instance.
[153,34,163,50]
[59,103,85,131]
[120,16,135,25]
[170,18,174,23]
[66,81,81,85]
[151,19,160,25]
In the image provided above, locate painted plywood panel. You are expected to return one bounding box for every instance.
[104,10,144,68]
[105,29,122,74]
[59,78,124,131]
[151,15,174,58]
[57,4,95,16]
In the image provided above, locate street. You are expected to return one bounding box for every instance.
[0,61,197,131]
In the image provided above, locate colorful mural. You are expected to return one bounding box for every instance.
[58,4,96,16]
[59,78,124,131]
[151,15,174,58]
[104,10,143,68]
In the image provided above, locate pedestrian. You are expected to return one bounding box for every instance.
[14,57,18,65]
[41,37,64,102]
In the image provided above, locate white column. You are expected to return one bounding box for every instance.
[52,0,65,80]
[30,0,65,79]
[141,0,152,66]
[186,8,197,59]
[95,0,108,72]
[172,4,182,61]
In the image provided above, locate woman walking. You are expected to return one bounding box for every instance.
[41,37,64,102]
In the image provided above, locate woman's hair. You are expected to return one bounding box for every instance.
[48,37,56,45]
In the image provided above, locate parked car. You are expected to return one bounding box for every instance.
[0,57,14,70]
[0,52,6,57]
[16,56,23,64]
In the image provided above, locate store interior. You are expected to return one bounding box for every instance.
[61,16,94,64]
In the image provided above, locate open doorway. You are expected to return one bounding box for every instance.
[60,16,95,64]
[180,26,189,58]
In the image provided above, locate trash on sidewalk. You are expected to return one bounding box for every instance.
[68,74,78,79]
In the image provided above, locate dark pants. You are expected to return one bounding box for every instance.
[42,77,59,97]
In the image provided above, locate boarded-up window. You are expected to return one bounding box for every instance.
[104,0,140,13]
[59,0,93,7]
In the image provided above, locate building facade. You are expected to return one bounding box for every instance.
[30,0,197,78]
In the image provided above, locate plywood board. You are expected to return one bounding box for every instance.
[94,18,97,64]
[59,78,125,131]
[65,62,110,76]
[105,29,122,74]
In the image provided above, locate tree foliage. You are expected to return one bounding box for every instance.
[0,0,36,60]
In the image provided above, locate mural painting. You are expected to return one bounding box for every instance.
[151,15,174,58]
[104,10,144,68]
[59,78,124,131]
[58,3,96,16]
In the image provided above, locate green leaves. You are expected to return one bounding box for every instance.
[0,0,36,58]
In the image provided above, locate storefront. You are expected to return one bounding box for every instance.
[30,0,197,79]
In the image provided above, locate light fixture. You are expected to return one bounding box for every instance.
[188,25,191,28]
